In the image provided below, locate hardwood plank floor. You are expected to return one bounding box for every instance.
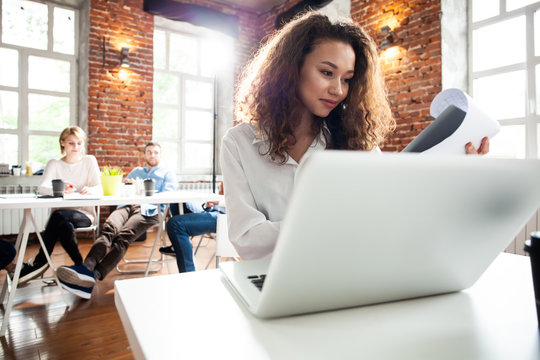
[0,230,219,359]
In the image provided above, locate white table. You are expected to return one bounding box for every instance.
[115,253,540,360]
[0,191,221,337]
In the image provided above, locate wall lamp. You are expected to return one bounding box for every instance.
[380,25,395,50]
[120,47,130,68]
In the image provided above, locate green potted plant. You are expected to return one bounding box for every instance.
[101,166,124,196]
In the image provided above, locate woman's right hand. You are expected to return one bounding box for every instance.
[64,182,75,194]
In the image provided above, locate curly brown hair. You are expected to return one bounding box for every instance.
[235,11,395,162]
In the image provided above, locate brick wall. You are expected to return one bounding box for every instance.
[86,0,442,164]
[351,0,442,151]
[87,0,154,173]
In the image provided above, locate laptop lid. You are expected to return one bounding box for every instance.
[222,152,540,318]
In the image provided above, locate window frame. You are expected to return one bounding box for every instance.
[468,0,540,158]
[153,23,217,176]
[0,0,79,165]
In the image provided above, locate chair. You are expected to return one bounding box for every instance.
[74,205,100,241]
[214,214,240,267]
[195,213,239,270]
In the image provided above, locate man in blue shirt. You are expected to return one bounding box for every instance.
[56,141,177,299]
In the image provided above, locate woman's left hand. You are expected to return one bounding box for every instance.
[465,136,489,155]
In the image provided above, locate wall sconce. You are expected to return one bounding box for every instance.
[380,25,395,50]
[120,47,130,68]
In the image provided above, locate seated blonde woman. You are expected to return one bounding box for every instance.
[19,126,102,284]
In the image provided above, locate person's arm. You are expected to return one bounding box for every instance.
[37,160,56,195]
[159,169,177,193]
[220,133,280,260]
[80,156,103,195]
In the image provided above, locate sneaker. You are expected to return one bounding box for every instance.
[18,262,49,285]
[159,245,176,256]
[58,278,93,300]
[56,265,96,287]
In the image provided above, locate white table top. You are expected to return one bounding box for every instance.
[114,253,540,360]
[0,190,222,209]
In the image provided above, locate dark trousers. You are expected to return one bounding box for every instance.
[34,210,91,266]
[84,205,158,280]
[0,239,16,270]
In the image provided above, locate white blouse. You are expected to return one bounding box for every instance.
[220,123,327,260]
[38,155,102,224]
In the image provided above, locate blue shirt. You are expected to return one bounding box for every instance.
[126,165,177,216]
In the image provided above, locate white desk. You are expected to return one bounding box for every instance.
[115,253,539,360]
[0,191,221,337]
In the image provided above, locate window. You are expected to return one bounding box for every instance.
[0,0,77,167]
[470,0,540,158]
[153,21,234,176]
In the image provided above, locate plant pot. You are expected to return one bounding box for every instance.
[101,175,123,196]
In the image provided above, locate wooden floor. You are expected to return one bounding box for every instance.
[0,230,218,359]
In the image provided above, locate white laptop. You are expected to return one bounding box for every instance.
[220,151,540,318]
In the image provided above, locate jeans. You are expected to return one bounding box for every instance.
[166,211,219,273]
[84,205,158,280]
[34,210,91,266]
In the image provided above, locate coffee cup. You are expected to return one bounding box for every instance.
[52,179,65,197]
[524,231,540,327]
[143,178,155,196]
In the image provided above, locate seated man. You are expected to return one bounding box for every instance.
[160,202,225,273]
[56,141,177,299]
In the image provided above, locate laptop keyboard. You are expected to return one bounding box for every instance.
[247,274,266,291]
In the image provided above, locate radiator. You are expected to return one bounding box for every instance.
[506,209,540,255]
[0,185,50,235]
[178,181,222,194]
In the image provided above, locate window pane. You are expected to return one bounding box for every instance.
[0,48,18,87]
[159,141,178,174]
[185,143,212,169]
[535,10,540,57]
[185,110,212,140]
[201,39,217,77]
[53,7,75,55]
[472,0,499,22]
[154,73,179,104]
[538,124,540,158]
[507,0,539,11]
[2,0,48,50]
[487,124,525,159]
[153,107,179,138]
[185,80,213,109]
[154,30,166,70]
[169,33,198,75]
[474,71,526,120]
[0,91,18,129]
[29,135,61,165]
[473,16,525,71]
[29,94,70,131]
[0,134,18,165]
[28,56,70,92]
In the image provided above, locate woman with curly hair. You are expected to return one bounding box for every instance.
[221,11,487,260]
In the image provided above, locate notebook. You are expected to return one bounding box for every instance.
[220,151,540,318]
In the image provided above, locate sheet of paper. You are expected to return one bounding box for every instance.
[424,88,500,154]
[63,193,102,200]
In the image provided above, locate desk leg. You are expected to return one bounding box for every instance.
[1,209,32,337]
[144,204,168,277]
[30,214,70,307]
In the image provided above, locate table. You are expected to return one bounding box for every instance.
[114,253,540,360]
[0,191,221,337]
